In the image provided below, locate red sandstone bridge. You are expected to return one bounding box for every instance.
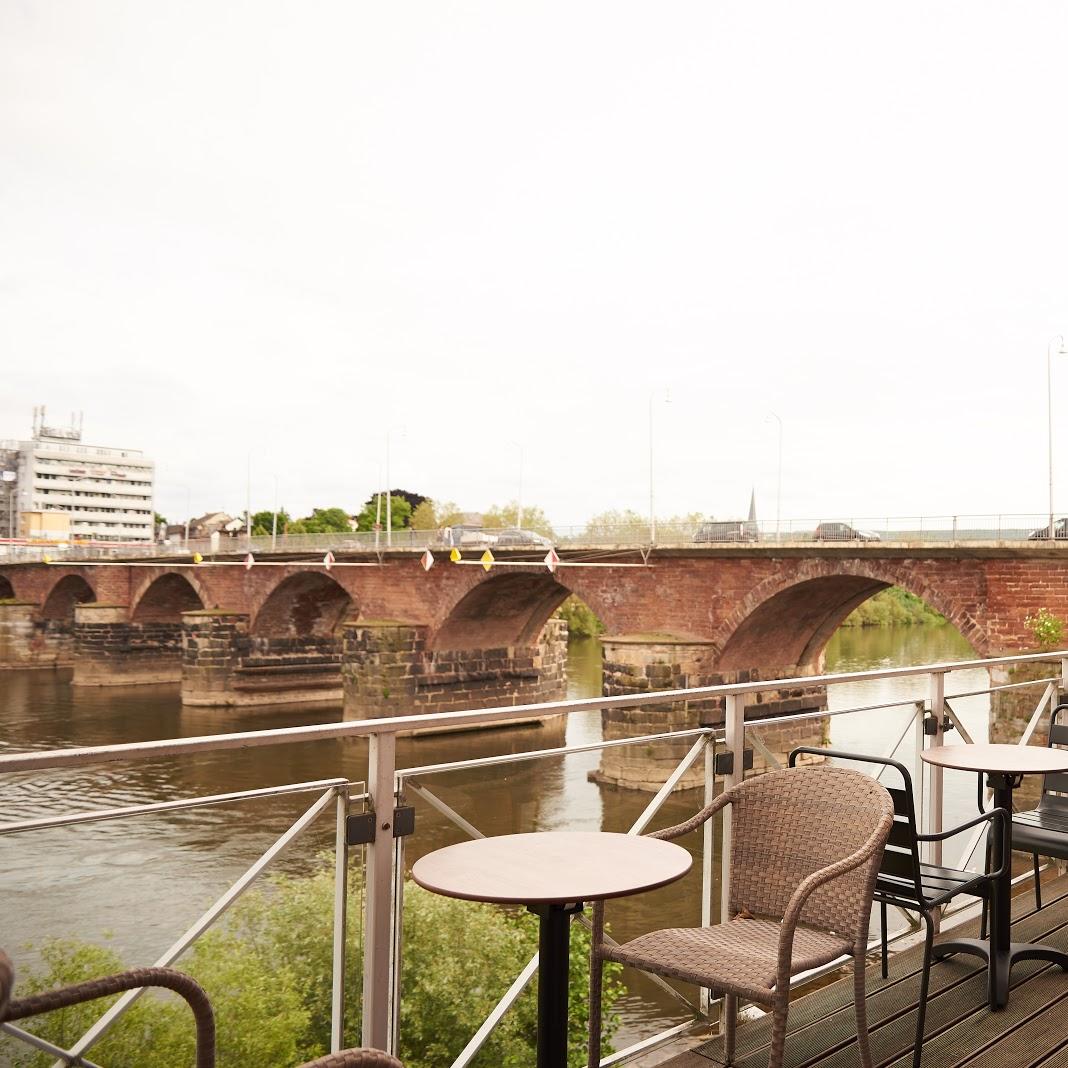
[2,540,1066,722]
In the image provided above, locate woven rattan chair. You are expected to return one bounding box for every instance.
[587,766,894,1068]
[0,948,402,1068]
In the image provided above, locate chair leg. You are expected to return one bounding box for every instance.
[1034,854,1043,910]
[911,911,935,1068]
[980,834,991,940]
[588,903,605,1068]
[767,997,789,1068]
[880,900,889,979]
[723,992,737,1065]
[854,948,875,1068]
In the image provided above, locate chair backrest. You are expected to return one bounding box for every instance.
[789,747,925,905]
[727,765,893,937]
[1041,704,1068,808]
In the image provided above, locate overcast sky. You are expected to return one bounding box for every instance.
[2,2,1067,530]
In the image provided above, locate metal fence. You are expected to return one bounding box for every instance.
[0,650,1065,1066]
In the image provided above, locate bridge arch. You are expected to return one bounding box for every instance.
[252,572,356,637]
[713,561,989,670]
[40,574,97,621]
[131,572,206,623]
[0,574,13,600]
[432,572,571,650]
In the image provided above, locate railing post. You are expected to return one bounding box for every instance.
[720,694,744,926]
[363,732,397,1052]
[700,733,715,1017]
[926,672,946,874]
[332,785,350,1052]
[1060,657,1068,704]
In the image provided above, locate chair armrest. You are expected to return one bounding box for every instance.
[916,806,1007,845]
[296,1052,404,1067]
[776,813,894,991]
[648,789,733,841]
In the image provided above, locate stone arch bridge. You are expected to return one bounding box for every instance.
[1,545,1061,712]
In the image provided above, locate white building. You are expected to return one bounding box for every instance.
[2,409,155,543]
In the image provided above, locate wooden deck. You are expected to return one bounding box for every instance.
[652,872,1068,1068]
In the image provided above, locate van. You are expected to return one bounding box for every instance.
[692,520,757,543]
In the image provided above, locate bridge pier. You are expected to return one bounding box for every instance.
[0,601,72,670]
[71,603,184,687]
[341,618,568,729]
[592,635,829,791]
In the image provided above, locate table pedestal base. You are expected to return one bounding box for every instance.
[933,938,1068,1010]
[529,902,583,1068]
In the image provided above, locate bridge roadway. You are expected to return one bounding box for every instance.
[1,542,1064,786]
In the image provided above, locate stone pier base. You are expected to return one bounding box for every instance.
[0,602,72,669]
[71,604,184,687]
[341,618,568,730]
[592,635,829,791]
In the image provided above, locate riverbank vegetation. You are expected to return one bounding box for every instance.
[555,595,605,639]
[841,587,946,627]
[11,860,622,1068]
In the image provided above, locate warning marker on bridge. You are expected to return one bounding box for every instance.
[544,548,560,573]
[421,549,434,571]
[192,552,203,564]
[480,549,494,572]
[449,547,461,563]
[244,553,255,571]
[323,551,335,571]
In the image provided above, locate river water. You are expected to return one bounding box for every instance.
[0,623,998,1053]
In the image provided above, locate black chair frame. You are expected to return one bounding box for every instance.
[789,747,1007,1068]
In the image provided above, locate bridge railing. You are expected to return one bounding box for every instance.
[1,649,1067,1066]
[3,512,1068,563]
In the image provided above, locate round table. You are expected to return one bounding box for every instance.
[412,831,692,1068]
[921,743,1068,1008]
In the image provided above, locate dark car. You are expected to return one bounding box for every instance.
[1029,518,1068,540]
[692,520,758,543]
[814,522,881,542]
[494,528,553,548]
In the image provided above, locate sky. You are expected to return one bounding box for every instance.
[2,2,1067,531]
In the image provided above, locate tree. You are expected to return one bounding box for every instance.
[389,488,428,513]
[482,501,554,536]
[153,512,168,528]
[583,509,648,541]
[251,509,291,536]
[354,493,413,532]
[288,508,352,535]
[408,499,463,530]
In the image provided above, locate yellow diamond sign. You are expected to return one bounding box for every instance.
[480,549,494,572]
[449,547,461,563]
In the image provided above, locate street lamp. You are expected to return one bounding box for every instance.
[648,389,671,544]
[385,428,406,548]
[510,441,524,530]
[766,412,783,543]
[1049,335,1068,540]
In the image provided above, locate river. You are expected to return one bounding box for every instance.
[0,622,998,1054]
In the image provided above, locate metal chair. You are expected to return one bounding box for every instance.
[0,948,403,1068]
[587,765,895,1068]
[789,747,1007,1068]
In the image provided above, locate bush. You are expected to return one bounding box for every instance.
[840,587,946,628]
[554,596,605,640]
[10,861,623,1068]
[1025,608,1065,650]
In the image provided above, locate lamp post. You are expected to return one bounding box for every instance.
[648,389,671,544]
[766,412,783,543]
[1049,335,1068,540]
[510,441,524,530]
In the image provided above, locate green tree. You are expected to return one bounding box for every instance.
[409,500,438,530]
[583,510,648,541]
[251,509,291,536]
[153,512,168,528]
[354,494,413,532]
[14,862,624,1068]
[554,595,604,639]
[482,501,555,536]
[289,508,353,534]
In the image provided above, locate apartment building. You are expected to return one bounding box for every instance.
[2,409,155,543]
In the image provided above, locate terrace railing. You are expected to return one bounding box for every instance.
[1,650,1066,1066]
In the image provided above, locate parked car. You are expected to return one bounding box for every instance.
[1029,518,1068,540]
[494,528,553,548]
[439,525,499,548]
[813,522,881,542]
[692,520,758,543]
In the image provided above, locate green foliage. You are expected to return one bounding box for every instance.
[354,494,413,532]
[1025,608,1065,649]
[583,510,648,540]
[251,509,291,536]
[409,500,438,530]
[153,512,168,528]
[289,508,353,535]
[555,595,605,639]
[12,862,624,1068]
[482,501,555,537]
[840,587,947,628]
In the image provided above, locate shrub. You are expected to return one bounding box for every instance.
[1025,608,1065,650]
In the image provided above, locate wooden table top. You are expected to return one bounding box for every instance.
[411,831,693,905]
[920,743,1068,776]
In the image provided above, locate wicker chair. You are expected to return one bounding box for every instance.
[587,766,894,1068]
[0,948,402,1068]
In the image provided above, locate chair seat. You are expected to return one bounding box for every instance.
[602,916,853,1003]
[875,861,989,907]
[1012,806,1068,859]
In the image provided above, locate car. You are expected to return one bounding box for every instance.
[494,528,553,548]
[692,520,758,543]
[813,521,881,542]
[438,524,499,548]
[1029,518,1068,540]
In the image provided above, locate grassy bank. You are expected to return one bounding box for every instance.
[841,586,946,627]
